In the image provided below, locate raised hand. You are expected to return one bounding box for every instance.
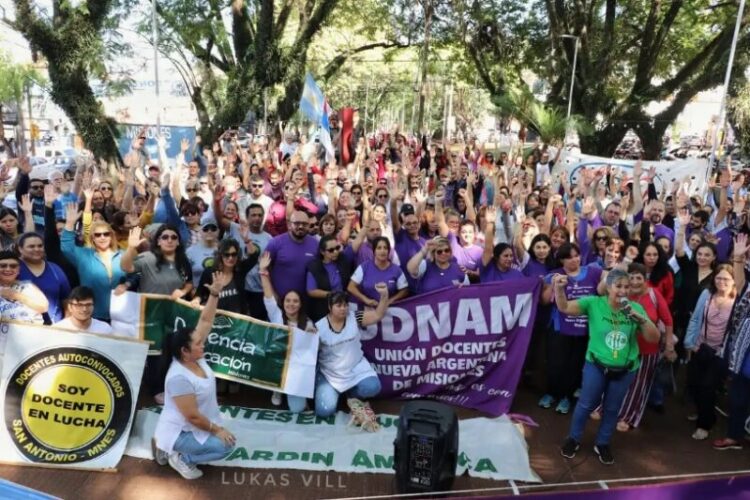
[18,193,32,213]
[65,202,80,226]
[485,205,497,224]
[259,251,272,272]
[582,197,596,217]
[44,184,57,207]
[18,157,31,175]
[205,271,230,297]
[734,233,748,260]
[677,207,690,226]
[180,138,190,153]
[127,227,147,249]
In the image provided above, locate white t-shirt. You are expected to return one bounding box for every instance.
[316,312,376,393]
[55,317,114,335]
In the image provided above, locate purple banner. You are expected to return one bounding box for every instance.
[360,279,541,416]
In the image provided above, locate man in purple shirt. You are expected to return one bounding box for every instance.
[589,199,629,242]
[265,210,318,300]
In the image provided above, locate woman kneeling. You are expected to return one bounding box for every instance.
[153,272,236,479]
[315,286,390,431]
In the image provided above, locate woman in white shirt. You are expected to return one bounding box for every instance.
[315,285,389,431]
[153,272,235,480]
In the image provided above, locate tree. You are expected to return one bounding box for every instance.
[0,53,43,156]
[147,0,412,141]
[729,76,750,158]
[456,0,750,159]
[12,0,134,165]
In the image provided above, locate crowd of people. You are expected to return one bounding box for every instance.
[0,126,748,478]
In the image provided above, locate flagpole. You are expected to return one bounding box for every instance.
[151,0,161,167]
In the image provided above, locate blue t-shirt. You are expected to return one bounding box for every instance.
[19,261,70,323]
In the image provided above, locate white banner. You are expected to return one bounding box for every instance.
[125,406,540,483]
[0,323,149,469]
[555,152,710,196]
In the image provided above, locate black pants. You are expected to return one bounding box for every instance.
[687,348,726,430]
[546,332,588,400]
[143,355,165,397]
[728,374,750,440]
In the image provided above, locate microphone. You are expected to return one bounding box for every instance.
[619,297,636,321]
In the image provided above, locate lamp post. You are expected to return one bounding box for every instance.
[561,34,579,120]
[708,0,746,173]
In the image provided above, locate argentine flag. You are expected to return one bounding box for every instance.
[300,73,335,162]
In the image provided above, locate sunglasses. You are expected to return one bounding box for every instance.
[290,221,308,226]
[160,234,179,241]
[30,185,44,190]
[377,194,388,199]
[186,188,198,193]
[325,245,342,253]
[595,235,608,241]
[252,183,264,188]
[435,248,451,255]
[93,232,111,238]
[202,224,218,232]
[352,191,362,195]
[0,263,19,269]
[222,251,239,258]
[183,210,199,216]
[100,186,112,191]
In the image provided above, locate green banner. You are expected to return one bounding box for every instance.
[141,296,291,389]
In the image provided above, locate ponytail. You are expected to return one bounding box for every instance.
[158,326,194,381]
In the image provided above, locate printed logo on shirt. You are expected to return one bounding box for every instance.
[201,256,216,269]
[4,347,133,463]
[604,331,628,352]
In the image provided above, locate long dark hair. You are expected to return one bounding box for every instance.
[281,290,310,330]
[636,242,671,286]
[527,233,555,268]
[214,238,241,273]
[159,326,195,380]
[151,224,191,281]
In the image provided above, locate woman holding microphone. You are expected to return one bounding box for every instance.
[554,269,659,465]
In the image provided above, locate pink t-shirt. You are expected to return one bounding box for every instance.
[703,300,732,350]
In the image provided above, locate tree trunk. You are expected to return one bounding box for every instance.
[0,105,16,157]
[580,122,630,158]
[46,63,122,165]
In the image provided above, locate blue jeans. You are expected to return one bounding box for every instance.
[314,372,381,417]
[173,431,234,465]
[568,361,636,446]
[288,395,306,413]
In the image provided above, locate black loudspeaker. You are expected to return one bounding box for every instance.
[393,400,459,494]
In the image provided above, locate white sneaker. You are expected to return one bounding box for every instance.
[151,438,168,466]
[692,428,709,440]
[271,391,282,406]
[168,453,203,479]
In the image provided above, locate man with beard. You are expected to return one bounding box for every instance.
[645,200,675,244]
[237,175,273,224]
[264,210,318,300]
[244,204,272,320]
[349,219,400,267]
[264,169,284,201]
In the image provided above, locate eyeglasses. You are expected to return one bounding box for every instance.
[0,262,18,270]
[186,188,197,193]
[99,186,112,191]
[222,251,238,258]
[93,232,111,238]
[325,245,342,253]
[202,225,218,232]
[252,183,264,188]
[160,234,179,241]
[435,248,451,255]
[70,302,94,309]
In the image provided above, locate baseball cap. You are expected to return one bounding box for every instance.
[201,218,218,229]
[400,203,415,216]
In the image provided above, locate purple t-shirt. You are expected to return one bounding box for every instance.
[522,258,551,279]
[395,229,426,292]
[479,261,525,283]
[714,227,733,262]
[267,233,318,299]
[351,260,407,302]
[351,241,399,267]
[418,260,466,294]
[306,262,343,293]
[544,264,603,336]
[448,233,483,271]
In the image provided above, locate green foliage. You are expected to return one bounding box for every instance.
[0,54,44,104]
